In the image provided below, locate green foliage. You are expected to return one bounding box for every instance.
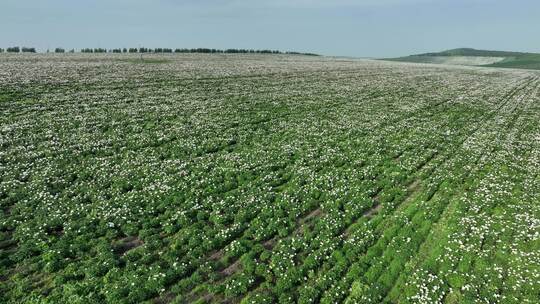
[1,52,538,304]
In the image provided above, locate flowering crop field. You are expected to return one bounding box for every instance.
[1,53,539,304]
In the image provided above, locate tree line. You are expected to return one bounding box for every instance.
[0,46,318,56]
[1,47,37,53]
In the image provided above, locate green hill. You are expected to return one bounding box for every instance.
[386,48,540,70]
[417,48,527,57]
[484,53,540,70]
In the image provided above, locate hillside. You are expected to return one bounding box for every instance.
[387,48,540,70]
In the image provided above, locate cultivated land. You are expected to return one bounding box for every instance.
[1,53,539,303]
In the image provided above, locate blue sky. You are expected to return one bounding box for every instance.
[2,0,539,57]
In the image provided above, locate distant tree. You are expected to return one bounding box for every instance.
[69,49,75,53]
[55,48,65,53]
[0,48,4,53]
[7,46,20,53]
[65,47,317,56]
[21,47,36,53]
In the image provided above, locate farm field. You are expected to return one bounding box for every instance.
[1,53,539,303]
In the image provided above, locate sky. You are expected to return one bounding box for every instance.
[1,0,539,57]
